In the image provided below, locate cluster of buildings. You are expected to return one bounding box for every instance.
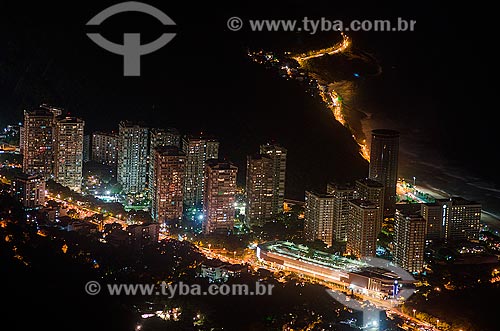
[304,129,481,273]
[19,105,84,193]
[13,104,482,275]
[14,105,288,236]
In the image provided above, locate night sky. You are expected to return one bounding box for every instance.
[0,1,496,199]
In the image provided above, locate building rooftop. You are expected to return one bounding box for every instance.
[260,142,287,153]
[306,191,334,199]
[151,127,179,135]
[356,178,384,188]
[427,197,481,207]
[327,182,355,191]
[372,129,400,137]
[183,134,218,141]
[258,241,369,272]
[93,131,118,137]
[155,145,184,156]
[353,267,400,282]
[24,109,54,117]
[349,199,379,209]
[248,153,271,161]
[396,203,423,215]
[449,197,481,206]
[56,116,84,124]
[206,160,237,170]
[119,120,148,128]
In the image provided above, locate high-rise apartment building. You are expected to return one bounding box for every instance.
[355,178,384,235]
[53,116,84,192]
[182,135,219,208]
[304,191,335,246]
[117,121,149,194]
[393,208,426,273]
[421,197,481,241]
[151,146,185,225]
[326,183,357,242]
[12,173,46,209]
[92,132,118,166]
[260,143,287,215]
[203,160,237,234]
[368,129,399,216]
[22,108,56,177]
[246,154,274,227]
[347,199,379,258]
[148,128,180,196]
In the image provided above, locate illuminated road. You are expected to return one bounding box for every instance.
[46,194,127,228]
[292,33,351,62]
[290,34,370,161]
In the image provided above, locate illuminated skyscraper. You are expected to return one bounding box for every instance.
[12,173,46,209]
[327,183,357,242]
[246,154,274,227]
[182,135,219,208]
[260,143,287,215]
[92,132,118,166]
[347,199,379,258]
[355,178,384,235]
[117,121,149,194]
[22,108,56,177]
[203,160,237,234]
[151,146,185,225]
[368,129,399,216]
[394,208,426,273]
[304,191,335,246]
[54,116,85,192]
[422,197,481,241]
[148,128,180,197]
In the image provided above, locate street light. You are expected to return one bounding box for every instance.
[412,309,416,317]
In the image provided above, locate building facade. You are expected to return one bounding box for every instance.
[22,109,56,177]
[393,208,426,273]
[148,128,180,197]
[347,199,379,258]
[368,129,399,216]
[151,146,185,225]
[92,132,118,166]
[260,143,287,216]
[54,116,85,192]
[421,197,481,241]
[203,160,237,234]
[182,135,219,208]
[12,173,46,209]
[83,134,90,163]
[117,121,149,194]
[246,154,274,227]
[128,223,160,250]
[327,183,357,242]
[355,178,384,236]
[304,191,335,246]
